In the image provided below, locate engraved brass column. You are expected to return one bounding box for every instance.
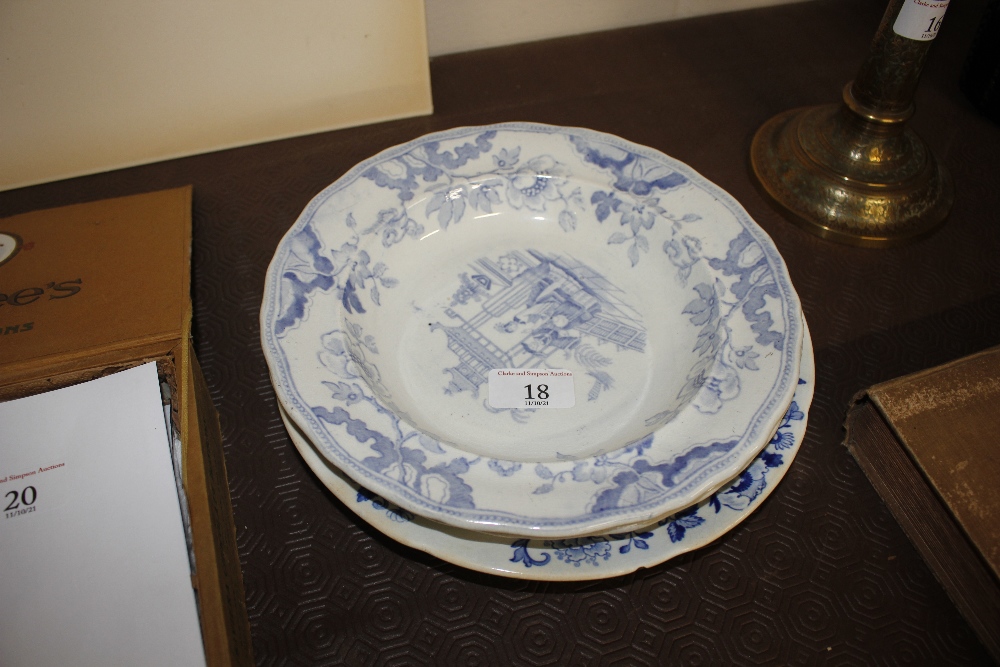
[750,0,953,247]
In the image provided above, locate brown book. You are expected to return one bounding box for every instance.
[845,347,1000,661]
[0,188,253,667]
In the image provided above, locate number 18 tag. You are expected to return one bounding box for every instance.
[488,369,575,409]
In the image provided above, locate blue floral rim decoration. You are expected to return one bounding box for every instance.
[329,370,811,579]
[261,122,803,537]
[281,333,812,581]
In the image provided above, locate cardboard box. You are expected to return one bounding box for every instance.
[0,187,253,666]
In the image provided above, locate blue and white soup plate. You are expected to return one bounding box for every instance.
[280,324,813,580]
[261,123,804,538]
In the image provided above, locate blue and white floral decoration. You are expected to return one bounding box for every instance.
[262,123,803,537]
[343,379,809,572]
[507,388,806,569]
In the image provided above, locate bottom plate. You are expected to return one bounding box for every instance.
[282,325,814,581]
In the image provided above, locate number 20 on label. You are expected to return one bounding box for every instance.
[4,486,38,519]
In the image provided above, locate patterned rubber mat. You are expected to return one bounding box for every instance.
[2,0,998,663]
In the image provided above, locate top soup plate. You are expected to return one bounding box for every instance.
[261,123,803,538]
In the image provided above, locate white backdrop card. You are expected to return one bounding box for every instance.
[0,0,432,191]
[0,363,206,667]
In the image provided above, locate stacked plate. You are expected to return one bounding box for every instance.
[261,123,814,580]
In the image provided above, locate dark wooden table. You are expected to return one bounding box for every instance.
[4,0,999,663]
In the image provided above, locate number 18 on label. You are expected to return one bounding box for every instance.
[488,369,575,409]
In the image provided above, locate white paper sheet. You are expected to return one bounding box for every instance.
[0,0,432,191]
[0,363,206,667]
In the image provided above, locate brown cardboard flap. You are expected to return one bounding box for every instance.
[0,187,192,390]
[183,340,254,667]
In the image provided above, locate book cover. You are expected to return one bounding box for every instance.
[845,346,1000,661]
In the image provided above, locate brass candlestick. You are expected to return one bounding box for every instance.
[751,0,953,247]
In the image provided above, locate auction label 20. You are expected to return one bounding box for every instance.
[4,485,37,520]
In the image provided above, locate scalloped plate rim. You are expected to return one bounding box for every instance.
[281,321,814,581]
[261,121,804,538]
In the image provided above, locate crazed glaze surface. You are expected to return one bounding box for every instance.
[261,123,803,537]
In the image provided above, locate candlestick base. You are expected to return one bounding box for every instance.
[750,85,953,247]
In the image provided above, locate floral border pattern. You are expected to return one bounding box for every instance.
[342,378,809,574]
[262,123,802,535]
[509,386,805,569]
